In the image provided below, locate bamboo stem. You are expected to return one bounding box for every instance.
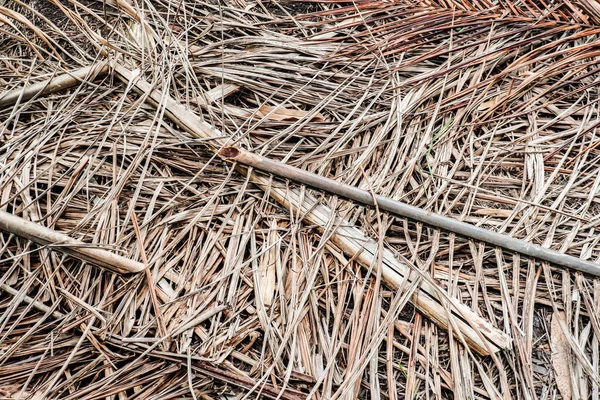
[0,210,145,274]
[219,146,600,277]
[111,62,510,355]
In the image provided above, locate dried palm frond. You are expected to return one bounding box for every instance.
[2,0,600,399]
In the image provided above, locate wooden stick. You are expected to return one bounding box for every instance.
[0,62,109,109]
[111,62,510,355]
[220,146,600,277]
[0,283,65,319]
[0,210,145,274]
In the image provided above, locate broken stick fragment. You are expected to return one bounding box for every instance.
[0,210,145,274]
[110,61,510,355]
[0,62,109,110]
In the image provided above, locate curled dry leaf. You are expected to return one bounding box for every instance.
[126,20,155,51]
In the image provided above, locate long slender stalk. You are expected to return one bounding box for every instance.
[0,210,145,274]
[0,62,109,109]
[219,146,600,277]
[0,283,65,319]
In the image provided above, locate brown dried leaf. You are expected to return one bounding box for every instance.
[551,311,572,400]
[256,105,325,122]
[256,220,278,307]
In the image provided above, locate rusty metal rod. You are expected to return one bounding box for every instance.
[220,146,600,277]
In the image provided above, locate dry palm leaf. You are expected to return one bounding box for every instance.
[3,0,600,398]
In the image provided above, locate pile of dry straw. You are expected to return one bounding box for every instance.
[1,1,600,398]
